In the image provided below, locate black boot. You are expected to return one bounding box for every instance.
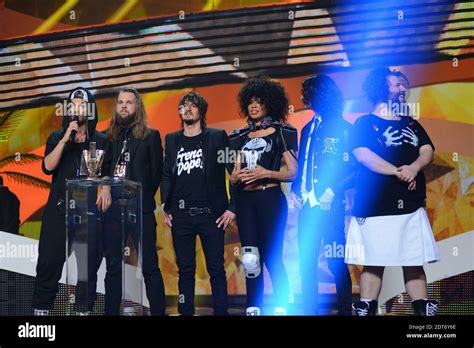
[412,299,439,316]
[352,300,377,316]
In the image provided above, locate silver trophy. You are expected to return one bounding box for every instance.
[242,150,259,170]
[80,142,105,179]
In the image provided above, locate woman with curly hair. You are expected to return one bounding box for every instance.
[290,74,354,315]
[229,76,298,316]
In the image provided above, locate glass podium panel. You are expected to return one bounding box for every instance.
[65,178,143,316]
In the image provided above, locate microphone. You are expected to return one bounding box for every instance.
[70,116,79,142]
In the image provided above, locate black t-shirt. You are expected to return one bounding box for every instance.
[351,114,434,217]
[171,133,209,209]
[42,132,110,215]
[229,124,298,188]
[241,131,280,170]
[234,124,298,169]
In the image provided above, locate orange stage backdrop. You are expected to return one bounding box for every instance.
[0,1,472,298]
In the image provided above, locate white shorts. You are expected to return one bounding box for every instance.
[344,208,441,266]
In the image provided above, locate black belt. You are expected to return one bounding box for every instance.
[184,207,212,216]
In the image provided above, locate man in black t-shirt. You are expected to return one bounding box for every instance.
[33,87,111,315]
[161,92,236,316]
[346,68,440,316]
[350,112,433,218]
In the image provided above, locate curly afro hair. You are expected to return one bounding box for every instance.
[238,76,289,123]
[363,67,399,105]
[302,74,344,120]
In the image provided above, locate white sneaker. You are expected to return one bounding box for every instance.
[33,309,49,316]
[246,307,261,316]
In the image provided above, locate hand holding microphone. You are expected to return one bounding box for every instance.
[60,117,79,144]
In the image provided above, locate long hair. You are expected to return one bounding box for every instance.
[178,92,208,128]
[238,76,289,123]
[302,74,344,120]
[108,87,149,141]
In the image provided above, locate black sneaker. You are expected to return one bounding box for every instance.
[412,299,439,316]
[352,300,377,316]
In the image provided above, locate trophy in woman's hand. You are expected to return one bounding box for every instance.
[243,150,259,170]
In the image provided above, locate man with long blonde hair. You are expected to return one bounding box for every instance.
[104,87,166,315]
[108,88,150,142]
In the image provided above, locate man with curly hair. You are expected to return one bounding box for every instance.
[345,68,440,316]
[229,76,298,316]
[291,75,354,315]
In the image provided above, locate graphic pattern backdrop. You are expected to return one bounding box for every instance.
[0,1,472,304]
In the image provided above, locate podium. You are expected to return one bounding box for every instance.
[65,178,143,315]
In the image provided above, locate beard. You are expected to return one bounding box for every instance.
[78,117,87,126]
[183,118,199,126]
[117,112,135,128]
[71,115,87,126]
[399,92,407,104]
[389,93,403,106]
[182,114,200,126]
